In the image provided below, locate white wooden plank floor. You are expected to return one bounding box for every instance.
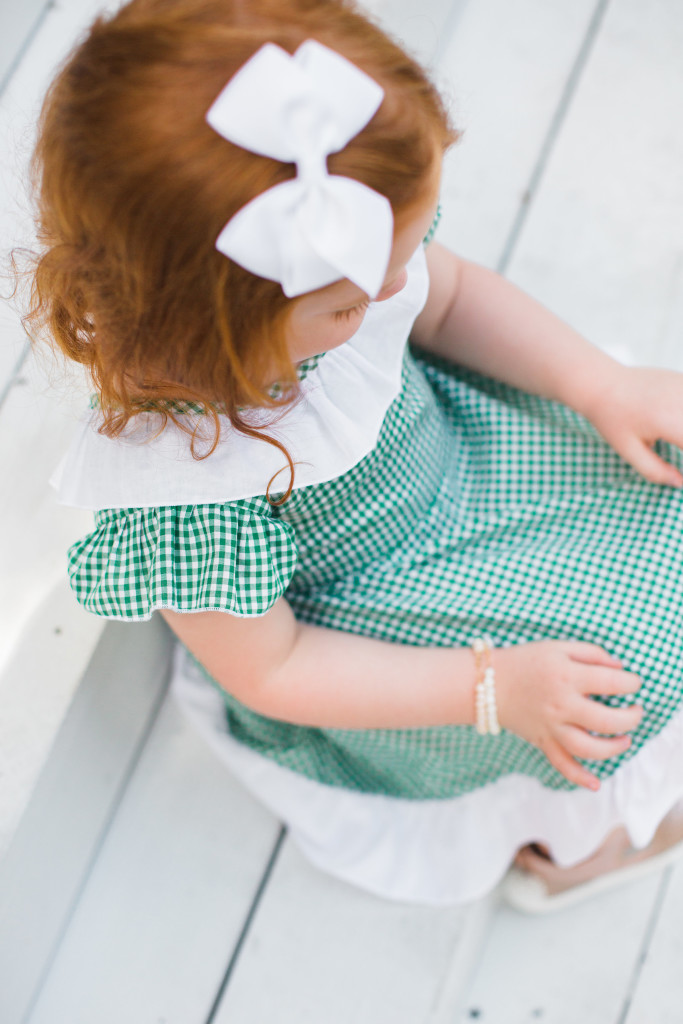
[1,0,683,1022]
[26,694,283,1024]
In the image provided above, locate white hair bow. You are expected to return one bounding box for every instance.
[205,40,394,299]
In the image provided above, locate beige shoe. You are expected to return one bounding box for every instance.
[501,801,683,914]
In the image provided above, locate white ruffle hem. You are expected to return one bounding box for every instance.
[171,643,683,906]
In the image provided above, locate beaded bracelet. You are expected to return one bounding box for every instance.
[471,637,501,736]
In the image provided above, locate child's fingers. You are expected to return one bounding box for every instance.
[571,699,643,736]
[619,437,683,488]
[559,724,632,761]
[566,642,624,668]
[542,737,600,791]
[577,665,642,697]
[576,696,643,733]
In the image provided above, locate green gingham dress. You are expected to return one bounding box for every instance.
[55,242,683,905]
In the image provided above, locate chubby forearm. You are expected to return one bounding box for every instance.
[256,621,478,728]
[413,244,620,414]
[161,602,477,730]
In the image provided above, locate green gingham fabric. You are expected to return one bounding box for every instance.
[67,342,683,800]
[68,498,297,618]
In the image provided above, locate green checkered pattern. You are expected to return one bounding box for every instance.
[68,497,297,618]
[423,203,442,246]
[68,344,683,801]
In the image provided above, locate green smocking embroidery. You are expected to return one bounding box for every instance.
[88,352,327,415]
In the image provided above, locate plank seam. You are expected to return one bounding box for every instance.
[205,825,287,1024]
[432,0,471,66]
[0,1,54,100]
[615,868,674,1024]
[425,890,500,1024]
[19,662,170,1024]
[0,340,30,417]
[496,0,612,276]
[614,868,671,1024]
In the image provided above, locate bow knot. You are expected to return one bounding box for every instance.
[296,149,328,185]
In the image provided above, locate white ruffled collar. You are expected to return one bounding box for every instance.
[51,245,429,509]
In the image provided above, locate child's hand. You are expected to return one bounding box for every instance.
[582,365,683,488]
[494,641,643,791]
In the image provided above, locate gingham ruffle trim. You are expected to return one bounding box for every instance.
[67,497,297,620]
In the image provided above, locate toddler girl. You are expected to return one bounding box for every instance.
[28,0,683,910]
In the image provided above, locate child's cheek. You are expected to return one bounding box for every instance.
[286,309,368,362]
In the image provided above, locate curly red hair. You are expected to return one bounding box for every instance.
[22,0,457,498]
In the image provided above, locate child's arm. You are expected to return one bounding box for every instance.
[163,598,476,729]
[160,600,642,791]
[412,243,683,487]
[412,243,617,411]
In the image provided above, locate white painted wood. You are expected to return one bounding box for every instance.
[436,0,599,268]
[25,691,282,1024]
[0,0,48,91]
[0,311,27,406]
[426,891,499,1024]
[0,618,171,1024]
[0,353,92,671]
[361,0,469,67]
[214,838,489,1024]
[621,864,683,1024]
[0,578,103,858]
[460,877,663,1024]
[0,353,98,847]
[505,0,683,369]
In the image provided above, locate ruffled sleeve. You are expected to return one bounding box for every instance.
[66,497,297,620]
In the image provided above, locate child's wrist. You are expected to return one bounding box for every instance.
[561,353,628,421]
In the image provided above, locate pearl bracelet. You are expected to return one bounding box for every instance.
[471,637,501,736]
